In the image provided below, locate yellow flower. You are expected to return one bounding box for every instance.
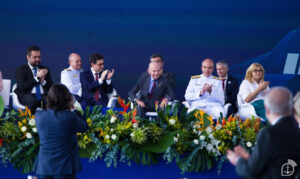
[88,138,92,142]
[87,118,92,123]
[18,121,23,127]
[83,135,88,141]
[22,119,27,124]
[77,133,82,136]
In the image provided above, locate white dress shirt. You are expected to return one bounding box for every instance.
[238,79,269,104]
[28,63,46,94]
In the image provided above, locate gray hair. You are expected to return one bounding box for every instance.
[293,92,300,116]
[264,87,293,115]
[216,60,228,68]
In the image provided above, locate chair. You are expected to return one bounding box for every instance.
[107,88,118,108]
[11,84,26,110]
[182,100,231,118]
[0,79,11,109]
[236,93,261,120]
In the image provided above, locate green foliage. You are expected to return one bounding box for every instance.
[0,96,4,117]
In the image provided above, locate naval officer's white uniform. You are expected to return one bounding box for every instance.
[184,74,225,119]
[61,66,83,97]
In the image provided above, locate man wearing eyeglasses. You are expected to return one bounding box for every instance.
[80,54,114,106]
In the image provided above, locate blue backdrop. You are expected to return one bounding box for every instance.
[1,0,300,99]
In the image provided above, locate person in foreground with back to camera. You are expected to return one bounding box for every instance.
[0,70,3,92]
[33,84,88,179]
[227,87,300,178]
[237,63,270,121]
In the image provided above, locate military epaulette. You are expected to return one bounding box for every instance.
[63,68,71,71]
[212,76,221,80]
[191,75,201,79]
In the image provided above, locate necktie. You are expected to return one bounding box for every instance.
[222,79,226,91]
[94,73,100,101]
[33,67,41,101]
[149,80,156,98]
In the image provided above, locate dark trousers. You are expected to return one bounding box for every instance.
[19,94,47,113]
[38,173,76,179]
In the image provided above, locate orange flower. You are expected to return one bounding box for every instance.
[222,118,227,127]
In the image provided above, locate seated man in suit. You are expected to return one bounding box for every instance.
[184,58,225,119]
[138,54,175,90]
[61,53,83,101]
[227,87,300,178]
[80,53,114,106]
[129,62,176,117]
[216,60,239,117]
[14,45,53,113]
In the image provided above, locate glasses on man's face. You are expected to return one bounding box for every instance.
[253,69,263,73]
[96,63,104,66]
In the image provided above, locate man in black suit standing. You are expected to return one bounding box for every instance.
[216,60,239,117]
[129,62,176,117]
[80,54,114,106]
[138,54,175,90]
[14,45,53,113]
[227,87,300,178]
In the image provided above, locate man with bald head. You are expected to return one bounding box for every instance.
[184,58,225,118]
[129,62,176,117]
[61,53,83,101]
[227,87,300,178]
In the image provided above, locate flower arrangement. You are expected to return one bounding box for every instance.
[0,98,264,174]
[0,107,39,173]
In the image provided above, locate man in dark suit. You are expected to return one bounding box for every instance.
[138,54,175,90]
[129,62,176,117]
[80,53,114,106]
[14,45,53,113]
[216,60,239,117]
[227,87,300,178]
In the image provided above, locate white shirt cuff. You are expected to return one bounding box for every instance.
[106,79,112,85]
[98,78,104,85]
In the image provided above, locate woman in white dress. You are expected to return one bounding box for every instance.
[238,63,270,120]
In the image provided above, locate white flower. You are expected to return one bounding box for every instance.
[193,139,199,145]
[193,129,197,134]
[105,135,110,139]
[207,144,213,151]
[29,119,35,126]
[206,127,212,133]
[26,133,32,139]
[216,124,222,130]
[32,127,37,133]
[111,134,117,140]
[200,135,206,141]
[169,119,176,125]
[21,126,27,132]
[174,136,178,142]
[132,123,138,128]
[130,132,135,137]
[209,134,213,139]
[111,128,114,132]
[247,142,252,147]
[110,116,117,124]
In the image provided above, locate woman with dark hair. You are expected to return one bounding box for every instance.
[33,83,88,179]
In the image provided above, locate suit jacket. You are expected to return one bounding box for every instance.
[236,116,300,178]
[225,75,239,113]
[128,74,176,110]
[139,71,176,90]
[33,110,88,175]
[80,68,113,106]
[14,64,53,99]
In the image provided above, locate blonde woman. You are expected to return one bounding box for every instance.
[238,63,270,120]
[0,70,3,92]
[293,92,300,127]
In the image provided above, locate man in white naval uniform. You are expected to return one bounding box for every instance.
[184,58,225,119]
[61,53,83,101]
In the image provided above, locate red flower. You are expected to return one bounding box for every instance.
[222,118,227,127]
[118,96,130,115]
[0,138,5,146]
[131,108,138,123]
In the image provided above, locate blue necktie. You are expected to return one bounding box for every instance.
[33,67,41,101]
